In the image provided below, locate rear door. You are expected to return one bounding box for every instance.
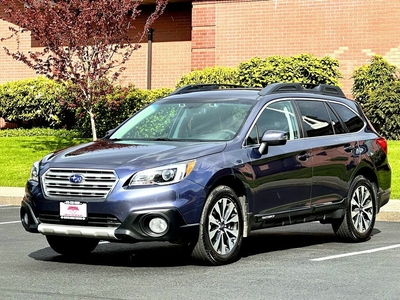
[295,99,360,207]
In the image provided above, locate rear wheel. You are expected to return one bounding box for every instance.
[46,236,99,256]
[191,185,243,265]
[332,175,376,242]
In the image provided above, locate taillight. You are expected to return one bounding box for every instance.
[376,137,388,154]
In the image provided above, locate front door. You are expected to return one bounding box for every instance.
[247,100,313,216]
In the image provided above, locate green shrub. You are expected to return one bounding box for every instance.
[237,54,341,87]
[352,55,398,105]
[0,77,73,128]
[175,55,341,89]
[176,66,239,87]
[362,81,400,140]
[352,55,400,139]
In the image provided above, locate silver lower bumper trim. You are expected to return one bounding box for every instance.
[38,223,118,239]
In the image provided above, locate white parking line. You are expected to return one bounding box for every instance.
[311,244,400,261]
[0,221,20,225]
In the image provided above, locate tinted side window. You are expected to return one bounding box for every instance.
[296,100,333,137]
[247,100,299,145]
[331,103,365,133]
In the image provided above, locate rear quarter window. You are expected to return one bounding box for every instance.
[330,103,365,133]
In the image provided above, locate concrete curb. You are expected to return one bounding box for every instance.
[0,187,24,206]
[376,200,400,222]
[1,186,399,222]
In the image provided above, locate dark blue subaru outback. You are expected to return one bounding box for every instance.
[21,83,391,265]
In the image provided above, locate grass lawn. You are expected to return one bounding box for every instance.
[0,136,398,199]
[0,136,90,187]
[388,140,400,199]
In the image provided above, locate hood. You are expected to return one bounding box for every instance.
[45,139,226,169]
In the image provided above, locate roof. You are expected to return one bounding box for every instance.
[164,83,347,100]
[163,88,262,103]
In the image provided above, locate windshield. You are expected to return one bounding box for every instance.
[110,100,253,141]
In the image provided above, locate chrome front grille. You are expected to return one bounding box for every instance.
[42,168,117,200]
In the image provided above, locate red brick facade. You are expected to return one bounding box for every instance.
[1,0,400,96]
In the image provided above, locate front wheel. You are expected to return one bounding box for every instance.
[46,235,99,256]
[332,175,376,242]
[191,185,243,265]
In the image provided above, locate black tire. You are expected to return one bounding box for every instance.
[46,235,99,256]
[191,185,243,265]
[332,175,376,242]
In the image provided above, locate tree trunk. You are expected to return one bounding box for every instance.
[89,110,97,141]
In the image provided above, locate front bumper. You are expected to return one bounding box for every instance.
[21,199,199,243]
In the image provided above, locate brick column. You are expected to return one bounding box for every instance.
[191,1,216,70]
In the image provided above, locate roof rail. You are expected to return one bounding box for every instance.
[168,83,246,95]
[310,84,346,97]
[258,83,304,96]
[258,83,346,98]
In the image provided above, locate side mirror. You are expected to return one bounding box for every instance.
[103,128,116,139]
[258,130,288,154]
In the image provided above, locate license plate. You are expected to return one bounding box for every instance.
[60,201,87,220]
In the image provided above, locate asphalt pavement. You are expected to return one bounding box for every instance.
[1,186,399,222]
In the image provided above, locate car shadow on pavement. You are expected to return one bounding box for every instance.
[28,226,382,267]
[29,241,195,267]
[241,226,338,257]
[241,225,381,258]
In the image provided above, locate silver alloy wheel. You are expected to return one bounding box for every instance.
[207,197,240,255]
[350,185,373,233]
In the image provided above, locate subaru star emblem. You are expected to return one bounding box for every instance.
[69,174,84,184]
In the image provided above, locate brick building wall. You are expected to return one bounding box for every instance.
[192,0,400,96]
[0,3,192,89]
[0,7,38,82]
[122,4,192,89]
[1,0,400,96]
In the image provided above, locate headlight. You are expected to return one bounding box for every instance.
[129,160,196,186]
[30,161,40,182]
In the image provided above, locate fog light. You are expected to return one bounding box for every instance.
[148,217,168,234]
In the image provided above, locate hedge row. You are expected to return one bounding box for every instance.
[0,127,82,138]
[176,54,341,87]
[0,80,173,138]
[0,77,73,129]
[1,53,399,139]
